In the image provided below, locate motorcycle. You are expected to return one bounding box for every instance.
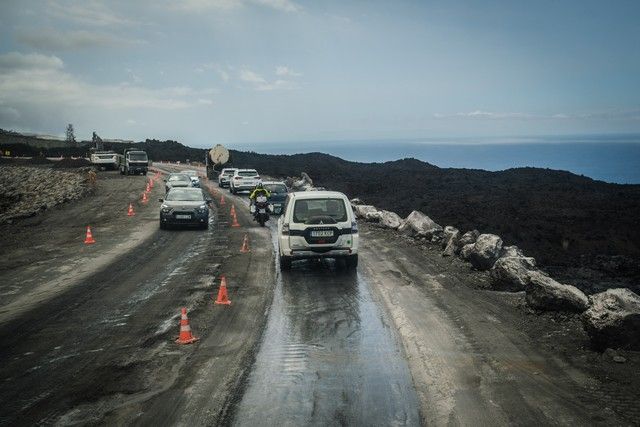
[250,195,271,227]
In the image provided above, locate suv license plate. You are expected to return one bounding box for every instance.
[311,230,333,237]
[176,214,191,219]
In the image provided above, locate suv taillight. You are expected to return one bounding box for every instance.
[255,176,260,180]
[351,221,358,234]
[282,223,290,235]
[234,176,242,180]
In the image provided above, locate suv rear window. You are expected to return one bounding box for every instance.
[238,170,258,177]
[265,184,287,193]
[293,198,348,224]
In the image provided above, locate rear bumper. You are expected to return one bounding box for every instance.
[288,248,355,259]
[160,212,208,226]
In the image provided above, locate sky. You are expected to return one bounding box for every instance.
[0,0,639,148]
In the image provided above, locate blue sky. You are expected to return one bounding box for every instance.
[0,0,638,147]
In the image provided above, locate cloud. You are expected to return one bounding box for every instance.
[253,0,300,12]
[16,28,146,50]
[46,0,137,26]
[275,66,301,77]
[239,68,300,91]
[0,52,207,111]
[172,0,300,13]
[433,109,640,121]
[0,52,63,71]
[197,63,231,82]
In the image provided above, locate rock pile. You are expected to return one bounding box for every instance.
[0,166,88,222]
[347,195,638,350]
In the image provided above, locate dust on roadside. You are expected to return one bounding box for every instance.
[361,222,640,425]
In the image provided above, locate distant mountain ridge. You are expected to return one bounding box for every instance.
[2,130,639,272]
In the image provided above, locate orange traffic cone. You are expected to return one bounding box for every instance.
[84,226,96,244]
[142,191,148,203]
[127,203,135,216]
[220,195,226,206]
[230,204,237,217]
[146,183,151,193]
[240,234,250,253]
[214,276,232,305]
[231,212,241,228]
[175,308,199,344]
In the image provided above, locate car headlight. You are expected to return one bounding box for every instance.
[196,204,208,213]
[161,204,171,213]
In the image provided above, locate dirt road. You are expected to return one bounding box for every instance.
[0,165,637,425]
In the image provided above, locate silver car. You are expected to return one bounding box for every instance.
[164,173,192,193]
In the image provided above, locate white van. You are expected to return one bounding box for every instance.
[277,191,359,270]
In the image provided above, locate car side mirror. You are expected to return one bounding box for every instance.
[163,179,167,182]
[158,198,163,202]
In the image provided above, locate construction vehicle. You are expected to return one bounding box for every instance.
[90,150,118,170]
[205,144,230,180]
[118,148,149,175]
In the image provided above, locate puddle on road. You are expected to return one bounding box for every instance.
[233,228,420,426]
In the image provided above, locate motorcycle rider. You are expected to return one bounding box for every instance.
[249,182,271,202]
[249,182,271,222]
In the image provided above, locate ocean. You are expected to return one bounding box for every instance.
[232,135,640,184]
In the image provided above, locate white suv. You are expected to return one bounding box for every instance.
[230,169,260,194]
[277,191,358,270]
[218,168,237,188]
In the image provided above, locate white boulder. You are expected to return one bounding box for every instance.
[490,256,537,291]
[525,271,590,312]
[353,205,378,219]
[398,210,443,239]
[468,234,503,270]
[378,210,403,229]
[459,230,480,246]
[582,288,640,350]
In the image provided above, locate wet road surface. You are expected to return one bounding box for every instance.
[231,227,421,426]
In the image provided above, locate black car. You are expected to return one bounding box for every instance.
[264,181,288,215]
[159,188,211,229]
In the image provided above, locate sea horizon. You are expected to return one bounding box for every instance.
[229,135,640,185]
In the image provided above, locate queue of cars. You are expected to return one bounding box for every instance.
[159,168,359,271]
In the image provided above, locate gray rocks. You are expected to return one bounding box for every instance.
[468,234,503,270]
[398,210,443,239]
[501,245,524,258]
[288,172,315,191]
[353,205,378,219]
[525,271,590,312]
[378,210,403,229]
[459,230,480,246]
[460,243,475,261]
[582,288,640,350]
[490,256,537,291]
[0,166,87,223]
[442,226,459,248]
[442,228,461,257]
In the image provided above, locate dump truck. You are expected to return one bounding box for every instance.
[118,148,149,175]
[205,144,230,180]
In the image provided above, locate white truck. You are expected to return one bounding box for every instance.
[90,151,119,170]
[118,148,149,175]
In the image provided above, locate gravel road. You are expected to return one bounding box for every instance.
[0,164,637,425]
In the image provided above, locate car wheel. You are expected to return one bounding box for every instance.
[280,254,292,271]
[159,220,166,230]
[201,221,209,230]
[346,254,358,269]
[143,171,147,176]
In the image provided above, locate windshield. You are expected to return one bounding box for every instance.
[168,174,190,182]
[293,198,347,223]
[238,170,258,177]
[223,169,237,176]
[265,184,287,193]
[182,170,197,177]
[128,152,147,161]
[165,189,204,201]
